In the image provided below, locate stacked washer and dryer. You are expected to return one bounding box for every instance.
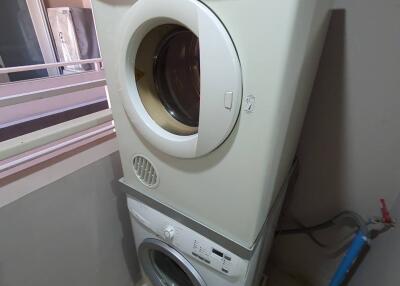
[92,0,332,285]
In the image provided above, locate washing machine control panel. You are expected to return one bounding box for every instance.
[127,198,249,278]
[190,238,241,277]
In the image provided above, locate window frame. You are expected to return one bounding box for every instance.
[0,0,114,182]
[26,0,60,77]
[0,58,114,181]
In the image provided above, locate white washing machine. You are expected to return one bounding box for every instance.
[92,0,332,249]
[127,194,282,286]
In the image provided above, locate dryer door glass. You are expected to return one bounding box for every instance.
[139,239,206,286]
[135,24,200,136]
[154,28,200,128]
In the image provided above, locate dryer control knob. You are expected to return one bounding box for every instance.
[163,226,175,240]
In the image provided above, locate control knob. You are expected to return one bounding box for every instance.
[163,225,175,240]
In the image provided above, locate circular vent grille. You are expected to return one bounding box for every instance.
[132,155,159,188]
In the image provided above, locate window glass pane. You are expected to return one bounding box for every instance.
[0,0,101,84]
[46,6,101,74]
[0,0,48,82]
[0,0,110,143]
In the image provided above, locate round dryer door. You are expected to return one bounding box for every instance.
[117,0,242,158]
[139,238,207,286]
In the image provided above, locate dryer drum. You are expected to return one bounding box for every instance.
[153,28,200,128]
[135,24,200,136]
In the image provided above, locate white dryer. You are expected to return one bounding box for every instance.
[92,0,332,249]
[127,195,279,286]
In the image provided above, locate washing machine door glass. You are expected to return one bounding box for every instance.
[119,0,242,158]
[139,239,207,286]
[151,250,194,285]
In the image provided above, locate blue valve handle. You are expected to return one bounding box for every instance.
[329,231,369,286]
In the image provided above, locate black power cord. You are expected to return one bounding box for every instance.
[276,211,367,235]
[276,211,369,250]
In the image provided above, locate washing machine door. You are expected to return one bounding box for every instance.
[139,238,207,286]
[117,0,242,158]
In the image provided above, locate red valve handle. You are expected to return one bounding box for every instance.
[380,198,392,224]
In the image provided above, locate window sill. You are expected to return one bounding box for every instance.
[0,131,118,208]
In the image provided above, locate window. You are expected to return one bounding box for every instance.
[0,0,113,180]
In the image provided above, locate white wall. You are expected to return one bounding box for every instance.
[269,0,400,285]
[0,152,140,286]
